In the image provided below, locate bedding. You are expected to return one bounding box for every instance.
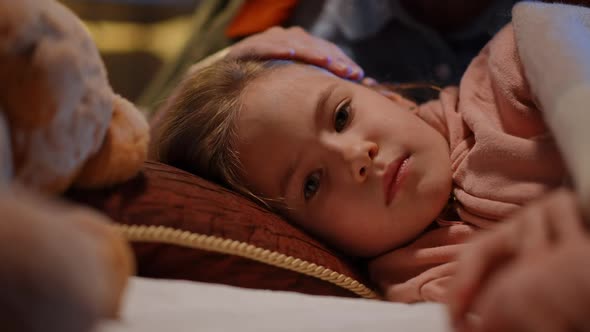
[71,2,590,331]
[94,277,450,332]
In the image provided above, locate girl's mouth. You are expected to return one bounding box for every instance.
[383,154,411,206]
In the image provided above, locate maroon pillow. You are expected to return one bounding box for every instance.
[67,161,378,299]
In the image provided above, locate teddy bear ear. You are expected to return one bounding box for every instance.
[73,95,149,189]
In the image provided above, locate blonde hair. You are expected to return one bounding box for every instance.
[152,58,292,208]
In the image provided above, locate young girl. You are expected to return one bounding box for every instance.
[152,24,568,303]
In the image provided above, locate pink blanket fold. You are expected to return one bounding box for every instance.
[420,23,567,228]
[375,23,568,303]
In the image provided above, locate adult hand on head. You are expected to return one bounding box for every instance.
[447,189,590,332]
[226,26,364,80]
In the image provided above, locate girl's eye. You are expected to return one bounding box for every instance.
[334,102,351,133]
[303,171,322,201]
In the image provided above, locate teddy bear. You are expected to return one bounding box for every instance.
[0,0,149,331]
[0,0,148,192]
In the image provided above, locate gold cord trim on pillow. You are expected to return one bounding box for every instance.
[114,224,379,300]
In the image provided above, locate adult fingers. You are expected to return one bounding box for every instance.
[449,190,581,325]
[315,40,363,79]
[517,205,551,255]
[472,263,569,332]
[504,189,585,256]
[545,189,586,240]
[230,26,364,80]
[475,295,566,332]
[229,38,360,80]
[228,42,295,60]
[447,227,516,326]
[361,77,379,86]
[292,26,362,77]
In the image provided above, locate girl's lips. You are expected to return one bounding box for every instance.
[383,155,411,206]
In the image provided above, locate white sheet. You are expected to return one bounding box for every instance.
[96,277,450,332]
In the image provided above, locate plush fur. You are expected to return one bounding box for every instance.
[0,0,149,192]
[0,0,149,331]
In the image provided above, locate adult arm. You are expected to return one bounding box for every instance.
[448,189,590,332]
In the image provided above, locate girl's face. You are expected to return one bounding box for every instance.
[236,64,452,257]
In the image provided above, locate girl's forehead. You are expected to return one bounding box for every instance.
[244,65,342,110]
[237,65,340,145]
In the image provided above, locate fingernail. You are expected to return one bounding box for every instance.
[351,68,364,80]
[344,66,353,77]
[363,77,377,86]
[357,69,365,79]
[334,62,346,72]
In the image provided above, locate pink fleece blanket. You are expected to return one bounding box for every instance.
[376,21,573,302]
[419,23,568,228]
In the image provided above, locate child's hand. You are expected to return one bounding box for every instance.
[226,26,364,80]
[369,223,476,303]
[448,189,590,332]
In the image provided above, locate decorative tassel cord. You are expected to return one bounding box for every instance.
[114,224,379,300]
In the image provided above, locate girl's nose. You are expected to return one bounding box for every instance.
[345,142,378,183]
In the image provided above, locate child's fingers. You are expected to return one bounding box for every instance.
[421,275,454,303]
[386,261,457,303]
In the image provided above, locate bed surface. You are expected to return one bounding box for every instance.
[96,277,450,332]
